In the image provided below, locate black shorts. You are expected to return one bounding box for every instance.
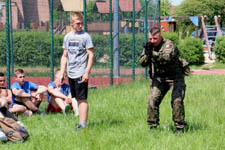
[68,77,88,100]
[14,99,26,106]
[14,98,40,108]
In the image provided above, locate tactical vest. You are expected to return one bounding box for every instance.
[151,39,183,79]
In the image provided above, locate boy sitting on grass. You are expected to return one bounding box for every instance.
[11,69,47,116]
[0,72,31,116]
[47,69,78,115]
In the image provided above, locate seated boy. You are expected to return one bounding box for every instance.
[47,69,78,115]
[0,72,31,116]
[11,69,47,116]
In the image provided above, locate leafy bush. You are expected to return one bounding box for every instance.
[91,34,109,64]
[119,34,144,66]
[0,31,186,67]
[0,31,64,67]
[178,37,204,64]
[214,36,225,63]
[0,32,145,67]
[162,32,179,45]
[92,34,144,67]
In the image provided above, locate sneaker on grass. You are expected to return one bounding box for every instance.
[0,130,7,142]
[63,105,71,114]
[35,109,46,116]
[75,124,87,131]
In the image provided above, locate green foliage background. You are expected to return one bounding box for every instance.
[214,36,225,63]
[178,37,204,64]
[162,32,179,45]
[0,32,144,67]
[175,0,225,26]
[2,31,225,67]
[0,32,64,67]
[0,76,225,150]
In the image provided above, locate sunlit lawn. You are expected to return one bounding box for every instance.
[0,75,225,150]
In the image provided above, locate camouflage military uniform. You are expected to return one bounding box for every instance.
[140,38,187,129]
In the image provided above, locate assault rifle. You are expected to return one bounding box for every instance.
[143,42,154,79]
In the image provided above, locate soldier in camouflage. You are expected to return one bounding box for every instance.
[140,27,187,132]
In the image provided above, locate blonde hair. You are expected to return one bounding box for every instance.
[71,12,83,21]
[55,68,61,74]
[15,69,24,76]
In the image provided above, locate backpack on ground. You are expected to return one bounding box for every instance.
[0,117,29,143]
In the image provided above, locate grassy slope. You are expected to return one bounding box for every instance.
[0,75,225,150]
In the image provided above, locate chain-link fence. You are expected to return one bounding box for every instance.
[0,0,160,88]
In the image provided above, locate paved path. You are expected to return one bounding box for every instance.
[2,68,225,88]
[191,69,225,75]
[2,68,225,75]
[5,69,225,89]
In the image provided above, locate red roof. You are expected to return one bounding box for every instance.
[119,0,141,12]
[170,5,179,15]
[96,0,141,14]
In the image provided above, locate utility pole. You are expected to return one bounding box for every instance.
[109,0,113,85]
[113,0,120,77]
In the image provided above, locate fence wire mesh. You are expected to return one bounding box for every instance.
[0,0,160,88]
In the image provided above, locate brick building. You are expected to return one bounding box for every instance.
[88,0,142,33]
[0,0,142,33]
[0,0,60,30]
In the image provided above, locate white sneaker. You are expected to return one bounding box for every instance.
[23,110,33,117]
[0,130,7,142]
[17,121,24,127]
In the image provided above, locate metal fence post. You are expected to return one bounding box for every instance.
[50,0,54,81]
[132,0,136,81]
[5,0,11,88]
[83,0,87,31]
[144,0,148,79]
[158,0,160,28]
[9,0,14,76]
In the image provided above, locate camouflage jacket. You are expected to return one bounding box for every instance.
[140,38,184,79]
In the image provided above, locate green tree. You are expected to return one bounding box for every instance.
[176,0,225,27]
[87,1,95,21]
[139,0,171,16]
[160,0,171,16]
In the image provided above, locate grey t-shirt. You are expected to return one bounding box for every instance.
[63,30,94,79]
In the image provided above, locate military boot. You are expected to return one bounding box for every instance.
[175,122,187,134]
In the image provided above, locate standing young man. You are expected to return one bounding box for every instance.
[140,27,188,133]
[59,12,94,130]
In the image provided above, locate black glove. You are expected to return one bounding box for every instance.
[143,42,153,57]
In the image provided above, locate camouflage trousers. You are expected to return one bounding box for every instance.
[147,77,187,129]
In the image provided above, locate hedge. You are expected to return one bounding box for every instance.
[0,32,64,67]
[0,31,182,67]
[162,32,179,45]
[0,32,145,67]
[214,36,225,63]
[178,37,204,64]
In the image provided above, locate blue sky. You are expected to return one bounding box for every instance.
[169,0,184,6]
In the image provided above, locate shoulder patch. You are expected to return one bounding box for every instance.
[165,44,172,49]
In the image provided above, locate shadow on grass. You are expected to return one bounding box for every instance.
[166,121,208,133]
[88,119,124,129]
[186,121,208,132]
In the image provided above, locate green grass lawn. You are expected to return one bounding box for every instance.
[1,75,225,150]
